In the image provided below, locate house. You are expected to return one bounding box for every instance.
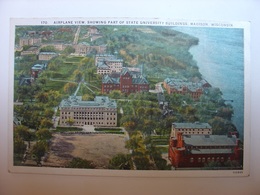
[59,96,117,127]
[102,67,149,94]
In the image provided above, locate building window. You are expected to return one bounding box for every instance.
[190,158,194,163]
[198,158,201,163]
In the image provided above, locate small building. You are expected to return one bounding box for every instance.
[19,36,42,47]
[31,63,47,79]
[73,43,106,56]
[168,132,242,169]
[41,42,68,51]
[95,54,115,65]
[38,52,57,61]
[171,122,212,137]
[96,58,123,75]
[21,46,40,56]
[59,96,117,127]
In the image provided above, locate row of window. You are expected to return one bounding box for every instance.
[190,156,231,163]
[176,128,211,131]
[72,121,116,126]
[62,117,116,121]
[62,112,116,115]
[187,145,234,149]
[61,107,116,111]
[182,131,211,135]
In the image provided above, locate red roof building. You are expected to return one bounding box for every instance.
[102,68,149,94]
[168,132,242,169]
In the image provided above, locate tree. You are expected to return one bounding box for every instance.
[126,131,146,156]
[15,125,35,148]
[13,136,27,164]
[35,92,49,103]
[123,121,136,132]
[36,128,52,140]
[66,157,96,169]
[208,116,230,135]
[108,153,132,170]
[46,90,62,107]
[43,109,55,119]
[63,82,77,94]
[73,69,83,83]
[40,118,53,129]
[216,106,234,121]
[62,46,75,55]
[31,141,48,166]
[40,46,56,52]
[66,118,75,126]
[108,90,123,99]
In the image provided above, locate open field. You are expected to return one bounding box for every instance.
[44,133,129,169]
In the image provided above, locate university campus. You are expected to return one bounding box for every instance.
[13,25,243,170]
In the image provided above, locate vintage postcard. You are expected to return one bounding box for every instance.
[8,18,250,177]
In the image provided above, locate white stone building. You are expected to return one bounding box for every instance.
[59,96,117,127]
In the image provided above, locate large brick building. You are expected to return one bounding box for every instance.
[163,78,210,100]
[59,96,117,127]
[168,130,242,169]
[102,67,149,94]
[74,43,106,56]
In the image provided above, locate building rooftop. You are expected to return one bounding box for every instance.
[31,64,45,70]
[164,78,203,92]
[173,122,212,129]
[183,134,237,147]
[190,148,233,154]
[60,95,117,109]
[39,52,57,55]
[102,67,148,85]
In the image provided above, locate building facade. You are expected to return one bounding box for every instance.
[59,96,117,127]
[102,68,149,94]
[168,132,242,169]
[97,58,123,75]
[21,46,40,56]
[74,43,106,56]
[19,36,42,47]
[31,63,47,79]
[38,52,57,61]
[171,122,212,137]
[163,78,205,100]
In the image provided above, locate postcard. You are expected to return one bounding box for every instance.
[9,18,250,177]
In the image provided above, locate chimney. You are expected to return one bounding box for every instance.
[176,132,184,148]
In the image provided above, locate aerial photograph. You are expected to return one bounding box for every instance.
[12,22,245,172]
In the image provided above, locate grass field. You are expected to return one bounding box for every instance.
[44,133,129,169]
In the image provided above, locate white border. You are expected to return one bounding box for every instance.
[8,17,251,178]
